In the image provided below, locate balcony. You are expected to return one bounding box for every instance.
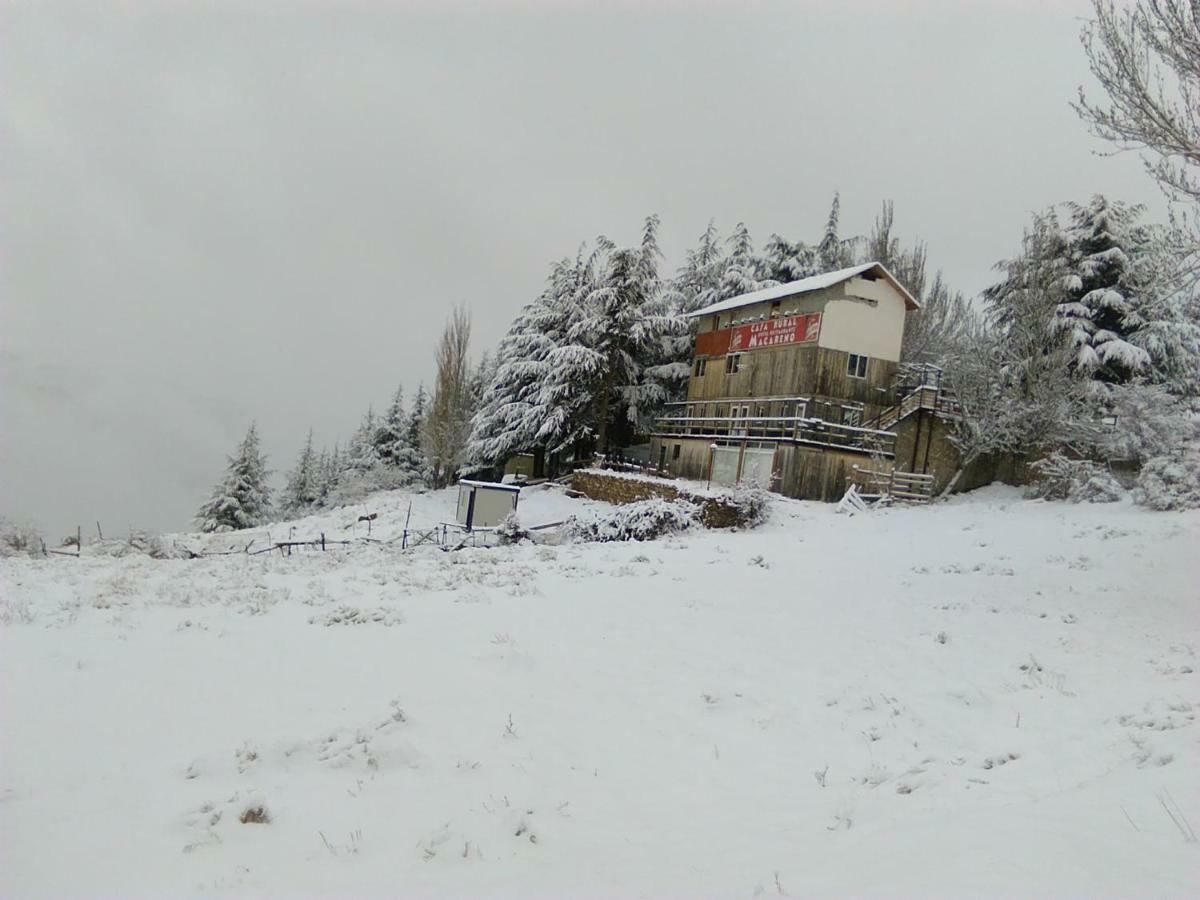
[652,404,896,458]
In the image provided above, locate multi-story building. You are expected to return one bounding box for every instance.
[649,261,958,500]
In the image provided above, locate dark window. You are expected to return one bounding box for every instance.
[672,444,681,460]
[725,354,742,374]
[694,357,708,377]
[847,353,868,378]
[770,300,782,319]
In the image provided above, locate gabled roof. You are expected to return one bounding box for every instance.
[686,261,920,319]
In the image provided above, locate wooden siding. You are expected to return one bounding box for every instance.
[775,444,888,502]
[686,344,897,418]
[647,436,891,502]
[648,437,713,482]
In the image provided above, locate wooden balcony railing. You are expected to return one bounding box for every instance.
[652,413,896,457]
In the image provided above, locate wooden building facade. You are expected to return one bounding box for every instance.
[649,261,948,501]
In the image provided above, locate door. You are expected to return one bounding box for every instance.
[740,447,776,490]
[710,446,740,485]
[730,404,749,437]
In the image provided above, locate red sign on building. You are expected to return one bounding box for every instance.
[728,312,821,353]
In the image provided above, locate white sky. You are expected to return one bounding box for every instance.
[0,0,1168,537]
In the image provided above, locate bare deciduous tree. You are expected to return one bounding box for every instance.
[1074,0,1200,204]
[423,305,473,488]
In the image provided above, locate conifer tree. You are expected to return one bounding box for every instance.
[720,222,774,299]
[344,407,382,472]
[280,430,320,517]
[551,215,683,451]
[317,443,342,506]
[758,232,815,284]
[469,217,683,467]
[465,255,587,469]
[375,385,408,466]
[674,220,726,313]
[196,423,272,532]
[817,192,857,270]
[986,196,1195,387]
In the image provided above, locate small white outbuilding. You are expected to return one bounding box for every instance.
[455,479,520,529]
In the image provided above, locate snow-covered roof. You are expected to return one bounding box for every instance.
[686,262,920,319]
[458,479,521,493]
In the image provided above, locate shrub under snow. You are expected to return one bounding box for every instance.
[714,484,771,528]
[1026,453,1125,503]
[1133,451,1200,511]
[495,512,529,545]
[565,498,699,543]
[0,518,43,557]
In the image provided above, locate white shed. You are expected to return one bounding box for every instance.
[455,480,520,529]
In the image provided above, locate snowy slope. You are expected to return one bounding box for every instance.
[1,484,1198,898]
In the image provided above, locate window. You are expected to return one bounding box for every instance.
[694,357,708,377]
[842,407,862,428]
[847,353,868,378]
[725,353,742,374]
[672,444,681,460]
[770,300,781,319]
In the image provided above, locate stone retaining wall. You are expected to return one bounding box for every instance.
[570,470,747,528]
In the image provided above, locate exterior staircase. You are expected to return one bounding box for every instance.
[864,365,961,432]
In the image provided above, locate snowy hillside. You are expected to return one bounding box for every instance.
[2,484,1198,898]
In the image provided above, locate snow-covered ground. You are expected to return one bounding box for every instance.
[2,484,1198,898]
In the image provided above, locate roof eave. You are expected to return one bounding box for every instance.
[686,261,920,318]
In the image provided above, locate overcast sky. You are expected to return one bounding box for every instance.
[1,0,1166,538]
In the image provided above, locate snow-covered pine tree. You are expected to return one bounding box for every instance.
[469,353,495,409]
[555,215,684,452]
[720,222,775,300]
[391,403,431,486]
[673,220,726,314]
[195,423,273,532]
[280,430,320,517]
[406,385,427,455]
[650,220,729,405]
[817,192,858,271]
[343,406,382,472]
[465,253,589,470]
[1057,195,1154,381]
[987,196,1196,388]
[375,385,408,467]
[398,384,433,483]
[758,231,816,286]
[1127,221,1200,395]
[317,443,342,506]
